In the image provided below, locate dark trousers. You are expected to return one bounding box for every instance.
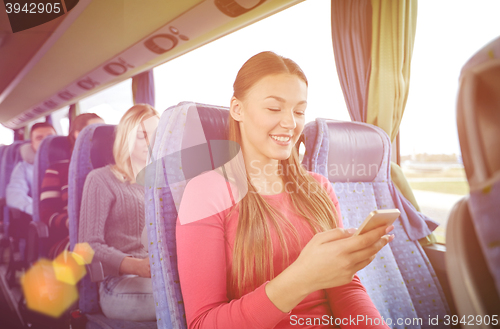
[9,208,32,241]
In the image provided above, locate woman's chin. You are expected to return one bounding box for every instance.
[269,151,292,161]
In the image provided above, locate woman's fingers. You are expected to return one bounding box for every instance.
[352,254,377,273]
[297,225,395,291]
[313,227,357,245]
[342,225,392,252]
[349,234,394,264]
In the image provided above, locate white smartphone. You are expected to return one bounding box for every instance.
[353,209,401,236]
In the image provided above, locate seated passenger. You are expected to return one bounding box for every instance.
[39,113,104,259]
[6,123,56,237]
[79,104,159,322]
[176,52,394,329]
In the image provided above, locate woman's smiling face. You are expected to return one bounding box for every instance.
[231,73,307,164]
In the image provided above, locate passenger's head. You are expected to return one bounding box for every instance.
[229,51,308,163]
[68,113,104,148]
[112,104,159,182]
[30,122,56,152]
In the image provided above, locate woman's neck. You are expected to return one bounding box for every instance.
[244,154,283,195]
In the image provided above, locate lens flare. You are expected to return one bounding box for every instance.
[52,251,87,285]
[21,259,79,318]
[73,242,95,265]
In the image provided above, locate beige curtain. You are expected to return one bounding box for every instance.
[366,0,424,218]
[367,0,417,142]
[331,0,421,213]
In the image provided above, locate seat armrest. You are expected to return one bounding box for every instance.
[29,221,49,239]
[27,221,50,263]
[446,197,500,322]
[86,261,105,282]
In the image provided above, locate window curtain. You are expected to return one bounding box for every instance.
[68,103,80,127]
[331,0,424,217]
[367,0,424,218]
[367,0,417,142]
[331,0,372,123]
[132,70,155,108]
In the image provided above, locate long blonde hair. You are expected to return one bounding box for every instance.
[111,104,159,183]
[229,52,338,298]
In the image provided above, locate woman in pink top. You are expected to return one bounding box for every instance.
[176,52,394,328]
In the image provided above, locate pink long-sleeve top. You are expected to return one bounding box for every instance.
[176,171,389,329]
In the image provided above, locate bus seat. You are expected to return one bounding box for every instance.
[0,145,8,224]
[68,124,112,317]
[302,119,450,328]
[446,198,500,325]
[33,135,71,224]
[27,136,71,261]
[145,102,229,328]
[0,144,9,260]
[68,124,157,329]
[447,35,500,322]
[0,141,27,237]
[68,124,116,253]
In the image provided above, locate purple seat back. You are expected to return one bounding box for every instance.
[303,119,450,328]
[145,102,228,328]
[0,141,27,235]
[68,124,115,314]
[33,135,71,223]
[456,36,500,298]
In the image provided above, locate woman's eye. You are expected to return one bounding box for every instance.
[268,108,280,112]
[295,111,305,116]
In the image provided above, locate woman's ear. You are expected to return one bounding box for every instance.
[230,96,243,122]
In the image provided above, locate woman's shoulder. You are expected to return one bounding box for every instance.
[305,171,338,201]
[88,165,112,178]
[178,170,238,226]
[85,166,119,187]
[306,171,330,186]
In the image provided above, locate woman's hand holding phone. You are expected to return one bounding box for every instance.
[293,225,394,293]
[266,225,394,312]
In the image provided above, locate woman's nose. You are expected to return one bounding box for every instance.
[280,110,296,130]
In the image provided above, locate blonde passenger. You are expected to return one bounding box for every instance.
[79,104,159,322]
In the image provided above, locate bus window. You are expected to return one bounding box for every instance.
[400,0,500,244]
[154,0,351,124]
[79,79,134,124]
[0,125,14,145]
[49,106,70,136]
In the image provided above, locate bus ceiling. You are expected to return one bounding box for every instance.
[0,0,301,129]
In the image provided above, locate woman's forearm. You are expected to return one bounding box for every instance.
[264,261,312,312]
[119,256,137,275]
